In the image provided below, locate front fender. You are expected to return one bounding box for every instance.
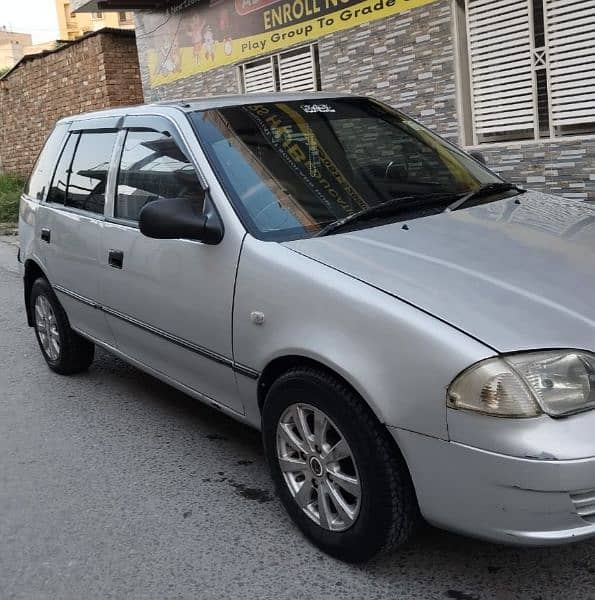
[233,236,493,439]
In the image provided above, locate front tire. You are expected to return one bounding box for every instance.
[30,277,95,375]
[262,367,419,562]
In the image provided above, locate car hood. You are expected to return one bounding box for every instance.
[284,191,595,353]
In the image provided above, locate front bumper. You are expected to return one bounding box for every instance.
[390,428,595,545]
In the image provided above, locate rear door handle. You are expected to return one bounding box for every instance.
[41,228,51,243]
[108,249,124,269]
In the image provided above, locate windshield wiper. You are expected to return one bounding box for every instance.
[314,196,426,237]
[444,182,525,213]
[314,185,520,238]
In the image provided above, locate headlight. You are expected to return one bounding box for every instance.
[447,350,595,418]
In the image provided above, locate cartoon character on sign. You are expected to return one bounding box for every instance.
[218,7,233,56]
[203,25,215,61]
[158,18,182,76]
[191,14,203,64]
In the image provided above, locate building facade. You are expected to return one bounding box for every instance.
[56,0,134,40]
[72,0,595,199]
[0,27,33,70]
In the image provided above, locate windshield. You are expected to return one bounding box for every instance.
[190,98,502,241]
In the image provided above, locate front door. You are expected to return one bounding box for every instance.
[97,120,244,414]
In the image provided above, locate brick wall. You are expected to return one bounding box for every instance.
[0,30,143,177]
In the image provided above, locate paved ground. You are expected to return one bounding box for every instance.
[1,236,593,600]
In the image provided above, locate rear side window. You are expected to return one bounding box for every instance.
[25,123,68,200]
[47,133,78,205]
[46,130,117,215]
[66,131,118,214]
[115,130,204,222]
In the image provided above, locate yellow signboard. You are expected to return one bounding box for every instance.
[141,0,439,86]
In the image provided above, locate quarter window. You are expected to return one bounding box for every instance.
[115,130,204,222]
[46,133,79,206]
[25,123,68,201]
[66,131,117,214]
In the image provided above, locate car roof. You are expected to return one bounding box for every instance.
[59,91,356,124]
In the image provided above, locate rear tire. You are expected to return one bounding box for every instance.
[30,277,94,375]
[262,366,419,563]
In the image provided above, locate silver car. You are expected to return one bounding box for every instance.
[18,93,595,562]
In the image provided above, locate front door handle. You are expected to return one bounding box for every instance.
[41,228,51,243]
[108,249,124,269]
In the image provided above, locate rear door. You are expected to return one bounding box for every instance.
[97,115,244,414]
[37,119,118,345]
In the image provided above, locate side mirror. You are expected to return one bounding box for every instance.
[469,150,487,165]
[139,196,223,244]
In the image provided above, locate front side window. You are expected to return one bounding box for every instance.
[66,131,117,214]
[191,98,502,241]
[115,130,204,222]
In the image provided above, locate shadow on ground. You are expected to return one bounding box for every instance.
[85,346,595,600]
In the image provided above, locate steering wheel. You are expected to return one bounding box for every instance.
[252,199,294,230]
[384,159,408,181]
[384,160,395,179]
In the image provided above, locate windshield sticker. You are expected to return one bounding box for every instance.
[301,104,336,114]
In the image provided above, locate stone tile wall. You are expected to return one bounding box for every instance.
[318,0,458,141]
[135,0,458,140]
[474,138,595,201]
[135,0,594,200]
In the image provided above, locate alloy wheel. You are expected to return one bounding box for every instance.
[35,294,61,361]
[276,403,361,532]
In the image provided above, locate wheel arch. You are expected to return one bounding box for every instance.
[257,353,420,519]
[24,259,49,326]
[257,354,386,426]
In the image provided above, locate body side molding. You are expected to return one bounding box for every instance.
[53,284,260,380]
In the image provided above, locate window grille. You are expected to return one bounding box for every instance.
[463,0,595,143]
[240,45,319,94]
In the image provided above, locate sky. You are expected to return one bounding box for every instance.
[0,0,60,44]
